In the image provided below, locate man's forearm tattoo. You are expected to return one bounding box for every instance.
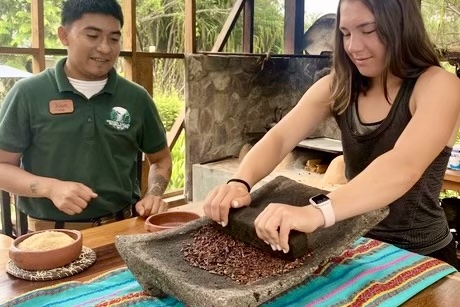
[147,174,169,196]
[30,181,39,194]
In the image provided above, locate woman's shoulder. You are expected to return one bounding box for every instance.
[317,73,334,85]
[417,66,459,86]
[409,66,460,116]
[311,73,334,96]
[414,66,460,97]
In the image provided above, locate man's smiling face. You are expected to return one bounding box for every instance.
[58,13,122,81]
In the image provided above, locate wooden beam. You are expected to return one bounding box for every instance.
[0,48,184,59]
[211,0,246,52]
[167,107,185,150]
[185,0,197,53]
[31,0,45,72]
[163,189,184,198]
[163,188,187,209]
[135,57,153,94]
[164,194,187,208]
[135,56,154,194]
[0,47,39,55]
[243,0,254,53]
[0,47,330,59]
[198,51,327,58]
[122,0,137,80]
[135,52,184,59]
[121,0,150,195]
[284,0,304,54]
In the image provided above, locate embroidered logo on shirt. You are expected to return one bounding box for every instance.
[107,107,131,130]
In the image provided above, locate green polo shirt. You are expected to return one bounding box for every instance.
[0,58,167,221]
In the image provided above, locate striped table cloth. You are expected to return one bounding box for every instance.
[3,237,457,307]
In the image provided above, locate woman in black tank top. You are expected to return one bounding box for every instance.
[203,0,460,269]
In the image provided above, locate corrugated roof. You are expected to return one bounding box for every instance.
[0,65,32,78]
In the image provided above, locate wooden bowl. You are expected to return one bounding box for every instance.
[145,211,200,232]
[9,229,83,270]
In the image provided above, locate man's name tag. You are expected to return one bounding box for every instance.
[49,99,74,114]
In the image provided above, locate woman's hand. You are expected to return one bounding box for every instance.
[254,203,324,253]
[203,182,252,227]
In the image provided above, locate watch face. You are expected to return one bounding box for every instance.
[310,194,330,204]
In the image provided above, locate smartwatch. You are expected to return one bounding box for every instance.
[309,194,335,228]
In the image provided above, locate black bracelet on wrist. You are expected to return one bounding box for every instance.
[226,178,251,193]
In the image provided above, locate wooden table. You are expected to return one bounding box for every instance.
[0,202,203,304]
[443,169,460,192]
[1,202,460,306]
[0,234,13,249]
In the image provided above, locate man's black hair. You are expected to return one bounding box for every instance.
[61,0,124,27]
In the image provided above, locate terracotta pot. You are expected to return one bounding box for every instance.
[145,211,200,233]
[9,229,83,270]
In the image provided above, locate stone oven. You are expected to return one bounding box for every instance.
[184,54,341,201]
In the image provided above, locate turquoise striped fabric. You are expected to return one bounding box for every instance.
[265,237,456,306]
[2,238,456,307]
[3,269,183,307]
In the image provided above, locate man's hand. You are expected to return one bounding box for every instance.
[141,147,172,217]
[135,194,168,217]
[47,180,98,215]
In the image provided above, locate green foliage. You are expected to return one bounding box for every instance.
[154,88,183,131]
[0,0,61,46]
[168,132,185,190]
[0,0,61,69]
[421,0,459,50]
[153,89,185,190]
[440,189,459,199]
[253,1,284,53]
[136,0,285,89]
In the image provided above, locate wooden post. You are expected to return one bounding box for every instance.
[284,0,304,54]
[122,0,137,79]
[243,0,254,53]
[211,0,245,52]
[185,0,197,53]
[31,0,45,72]
[135,57,154,195]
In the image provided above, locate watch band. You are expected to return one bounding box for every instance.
[316,200,335,227]
[309,194,336,228]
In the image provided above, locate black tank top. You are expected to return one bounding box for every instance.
[335,78,452,254]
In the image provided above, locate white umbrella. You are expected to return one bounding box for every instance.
[0,65,32,78]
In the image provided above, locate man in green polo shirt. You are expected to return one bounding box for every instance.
[0,0,172,230]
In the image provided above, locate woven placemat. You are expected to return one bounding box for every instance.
[6,246,97,281]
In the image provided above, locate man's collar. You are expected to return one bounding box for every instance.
[55,57,118,95]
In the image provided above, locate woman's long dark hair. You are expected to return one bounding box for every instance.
[331,0,439,114]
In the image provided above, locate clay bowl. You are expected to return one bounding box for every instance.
[9,229,83,270]
[145,211,201,232]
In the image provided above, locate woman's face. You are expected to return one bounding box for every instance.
[339,0,387,78]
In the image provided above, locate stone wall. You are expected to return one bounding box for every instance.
[184,54,339,200]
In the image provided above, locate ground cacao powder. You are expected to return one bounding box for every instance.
[182,225,311,285]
